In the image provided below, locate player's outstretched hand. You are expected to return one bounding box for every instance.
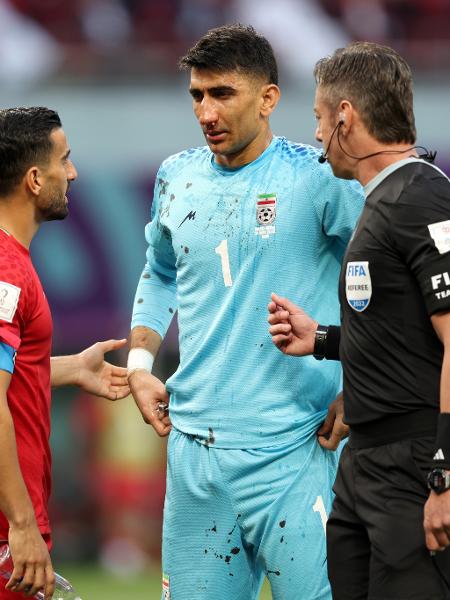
[317,392,349,451]
[7,525,55,599]
[77,339,130,400]
[268,293,318,356]
[424,489,450,552]
[128,370,171,437]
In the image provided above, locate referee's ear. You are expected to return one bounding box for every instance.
[337,100,355,135]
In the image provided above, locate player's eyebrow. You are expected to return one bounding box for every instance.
[209,85,237,94]
[62,148,71,160]
[189,85,237,97]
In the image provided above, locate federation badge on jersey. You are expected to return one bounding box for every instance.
[162,573,170,600]
[345,261,372,312]
[428,220,450,254]
[0,282,21,323]
[255,193,277,238]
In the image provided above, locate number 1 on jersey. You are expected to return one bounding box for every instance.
[313,495,328,534]
[215,239,233,287]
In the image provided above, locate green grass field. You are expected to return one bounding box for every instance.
[62,565,272,599]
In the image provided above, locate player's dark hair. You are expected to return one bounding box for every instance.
[179,23,278,85]
[0,106,62,196]
[314,42,416,144]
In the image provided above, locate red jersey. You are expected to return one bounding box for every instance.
[0,229,53,539]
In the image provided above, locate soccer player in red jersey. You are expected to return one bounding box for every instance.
[0,107,130,600]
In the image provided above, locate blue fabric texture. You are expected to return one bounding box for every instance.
[132,137,364,448]
[162,428,341,600]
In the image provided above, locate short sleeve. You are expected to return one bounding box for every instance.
[390,172,450,315]
[0,244,34,350]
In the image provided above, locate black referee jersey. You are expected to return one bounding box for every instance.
[339,157,450,431]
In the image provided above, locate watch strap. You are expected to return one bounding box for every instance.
[313,325,328,360]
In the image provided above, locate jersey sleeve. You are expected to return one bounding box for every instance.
[389,173,450,316]
[0,252,30,350]
[312,164,365,249]
[131,166,178,338]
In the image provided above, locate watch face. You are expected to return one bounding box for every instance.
[428,468,450,494]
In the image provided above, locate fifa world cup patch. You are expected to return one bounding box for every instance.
[430,271,450,300]
[255,193,277,238]
[162,573,170,600]
[345,261,372,312]
[428,220,450,254]
[0,282,21,323]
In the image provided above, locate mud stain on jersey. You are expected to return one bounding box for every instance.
[205,427,215,445]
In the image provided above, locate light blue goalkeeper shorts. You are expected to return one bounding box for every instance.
[161,428,340,599]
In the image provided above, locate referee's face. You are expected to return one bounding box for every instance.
[189,67,279,169]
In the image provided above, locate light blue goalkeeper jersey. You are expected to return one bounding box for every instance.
[132,136,364,448]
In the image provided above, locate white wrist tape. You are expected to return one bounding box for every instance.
[127,348,154,376]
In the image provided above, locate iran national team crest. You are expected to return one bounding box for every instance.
[255,193,277,238]
[345,261,372,312]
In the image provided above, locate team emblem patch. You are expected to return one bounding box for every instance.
[255,193,277,238]
[256,193,276,225]
[0,282,21,323]
[345,261,372,312]
[162,573,170,600]
[428,220,450,254]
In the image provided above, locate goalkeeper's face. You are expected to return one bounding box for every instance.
[189,67,279,168]
[36,128,78,222]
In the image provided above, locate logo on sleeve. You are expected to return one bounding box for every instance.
[346,261,372,312]
[0,282,21,323]
[428,220,450,254]
[431,271,450,300]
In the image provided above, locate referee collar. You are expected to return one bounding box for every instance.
[363,157,420,198]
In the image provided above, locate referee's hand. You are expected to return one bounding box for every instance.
[268,293,317,356]
[317,392,349,451]
[424,489,450,551]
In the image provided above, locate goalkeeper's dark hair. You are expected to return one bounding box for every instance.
[179,23,278,85]
[0,106,62,197]
[314,41,416,144]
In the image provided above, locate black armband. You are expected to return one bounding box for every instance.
[432,413,450,470]
[313,325,341,361]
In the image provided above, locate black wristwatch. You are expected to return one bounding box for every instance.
[313,325,329,360]
[427,468,450,494]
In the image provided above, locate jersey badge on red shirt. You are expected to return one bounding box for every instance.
[0,282,21,323]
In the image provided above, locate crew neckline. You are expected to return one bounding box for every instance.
[210,136,278,175]
[0,227,30,255]
[364,157,448,197]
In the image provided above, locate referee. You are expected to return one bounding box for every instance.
[268,42,450,599]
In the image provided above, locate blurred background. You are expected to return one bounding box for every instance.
[1,0,449,597]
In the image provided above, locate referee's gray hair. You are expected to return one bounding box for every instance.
[314,42,416,145]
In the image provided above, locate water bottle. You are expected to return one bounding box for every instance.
[0,544,82,600]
